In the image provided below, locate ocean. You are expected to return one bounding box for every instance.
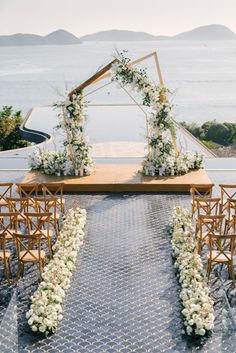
[0,40,236,126]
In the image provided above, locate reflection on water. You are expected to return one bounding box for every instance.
[0,41,236,124]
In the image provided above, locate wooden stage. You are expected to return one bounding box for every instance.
[22,164,213,193]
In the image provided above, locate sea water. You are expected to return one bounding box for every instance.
[0,40,236,127]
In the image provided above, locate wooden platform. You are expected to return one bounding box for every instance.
[22,164,213,193]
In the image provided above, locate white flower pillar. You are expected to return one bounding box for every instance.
[56,91,93,176]
[111,52,203,176]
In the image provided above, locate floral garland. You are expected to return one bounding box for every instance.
[26,207,86,334]
[111,52,203,176]
[28,92,93,177]
[170,206,214,336]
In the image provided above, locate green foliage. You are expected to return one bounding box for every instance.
[0,106,30,151]
[180,120,236,147]
[200,140,219,149]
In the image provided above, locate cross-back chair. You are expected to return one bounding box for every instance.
[34,197,60,236]
[197,214,225,254]
[41,183,65,214]
[195,197,221,234]
[207,233,236,285]
[0,183,13,211]
[0,232,12,284]
[219,184,236,214]
[190,184,214,217]
[224,199,236,233]
[24,212,53,257]
[13,232,46,279]
[0,212,22,242]
[7,197,30,227]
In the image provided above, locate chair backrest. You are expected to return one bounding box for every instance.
[190,184,214,200]
[219,184,236,212]
[24,212,52,235]
[208,233,236,263]
[41,183,64,212]
[198,214,225,237]
[16,183,38,198]
[0,183,13,204]
[13,232,42,262]
[0,212,20,237]
[33,197,57,218]
[7,197,30,213]
[195,197,221,217]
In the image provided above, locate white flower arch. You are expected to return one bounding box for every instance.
[29,51,203,177]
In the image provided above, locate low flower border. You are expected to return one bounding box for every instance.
[26,207,87,335]
[170,206,214,337]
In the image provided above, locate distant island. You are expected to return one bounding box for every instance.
[0,24,236,46]
[0,29,82,46]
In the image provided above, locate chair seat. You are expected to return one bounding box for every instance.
[0,200,8,206]
[0,251,11,259]
[196,217,214,223]
[19,250,45,262]
[40,213,60,221]
[219,198,228,205]
[29,229,53,238]
[17,214,27,221]
[2,230,23,240]
[207,251,232,262]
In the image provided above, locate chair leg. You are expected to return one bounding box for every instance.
[39,260,44,279]
[230,263,235,287]
[197,239,202,255]
[207,260,211,280]
[4,260,11,285]
[16,262,22,281]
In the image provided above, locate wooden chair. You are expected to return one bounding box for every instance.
[13,232,45,280]
[195,197,221,217]
[195,198,221,234]
[0,212,22,241]
[207,233,236,285]
[41,183,65,214]
[0,232,12,284]
[34,198,60,237]
[0,183,13,211]
[219,184,236,214]
[7,198,30,227]
[16,183,38,198]
[24,212,53,257]
[190,184,214,217]
[16,183,38,210]
[197,214,225,254]
[224,199,236,233]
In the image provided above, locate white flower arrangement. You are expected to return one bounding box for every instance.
[28,92,93,177]
[26,207,87,335]
[170,206,214,336]
[111,51,203,176]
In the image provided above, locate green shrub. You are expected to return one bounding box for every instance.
[0,106,30,151]
[180,120,236,147]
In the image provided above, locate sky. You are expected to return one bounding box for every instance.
[0,0,236,37]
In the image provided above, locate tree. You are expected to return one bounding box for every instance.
[0,106,30,151]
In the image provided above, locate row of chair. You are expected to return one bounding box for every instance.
[0,182,65,284]
[190,184,236,285]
